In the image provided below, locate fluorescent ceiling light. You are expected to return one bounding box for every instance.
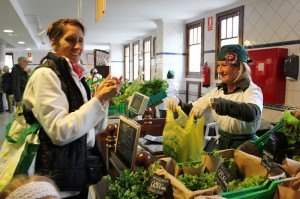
[3,29,13,33]
[25,48,31,50]
[18,41,25,44]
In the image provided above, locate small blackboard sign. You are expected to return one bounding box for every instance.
[261,149,274,172]
[147,174,170,196]
[115,116,141,169]
[216,163,231,191]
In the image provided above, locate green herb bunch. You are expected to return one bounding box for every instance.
[104,163,162,199]
[111,78,143,105]
[223,158,238,180]
[177,172,217,191]
[201,151,223,158]
[180,161,204,169]
[138,78,168,96]
[227,175,265,191]
[283,110,300,145]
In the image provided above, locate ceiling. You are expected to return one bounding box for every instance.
[0,0,246,51]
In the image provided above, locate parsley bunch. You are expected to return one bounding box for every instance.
[227,175,265,191]
[177,172,217,191]
[104,163,162,199]
[138,78,168,96]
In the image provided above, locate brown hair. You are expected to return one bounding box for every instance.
[47,18,85,47]
[0,175,59,198]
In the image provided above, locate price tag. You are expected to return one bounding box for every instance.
[261,150,274,171]
[216,163,231,191]
[147,174,170,196]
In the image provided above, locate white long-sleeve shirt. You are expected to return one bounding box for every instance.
[23,61,108,148]
[159,78,179,110]
[23,58,109,197]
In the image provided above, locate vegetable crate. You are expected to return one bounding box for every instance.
[251,119,283,153]
[108,103,126,116]
[147,90,167,107]
[221,179,282,199]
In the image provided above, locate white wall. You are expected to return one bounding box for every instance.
[6,0,300,124]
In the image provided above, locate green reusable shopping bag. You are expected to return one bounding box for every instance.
[0,106,40,191]
[162,106,204,162]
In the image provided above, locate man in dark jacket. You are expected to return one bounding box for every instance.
[11,56,30,107]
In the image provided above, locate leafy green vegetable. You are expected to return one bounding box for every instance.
[104,162,162,199]
[283,110,300,145]
[180,161,204,169]
[227,175,264,191]
[138,78,168,96]
[111,78,143,105]
[201,151,223,158]
[177,172,217,191]
[223,158,238,180]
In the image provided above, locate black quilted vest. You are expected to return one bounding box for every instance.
[32,52,107,192]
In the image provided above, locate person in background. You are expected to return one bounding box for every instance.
[11,56,30,107]
[158,70,179,118]
[2,66,14,113]
[0,175,60,199]
[166,44,263,150]
[22,18,122,198]
[0,69,4,114]
[90,68,102,84]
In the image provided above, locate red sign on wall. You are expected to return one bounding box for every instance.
[207,16,213,31]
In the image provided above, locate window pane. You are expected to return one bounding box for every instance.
[124,46,130,80]
[197,27,201,44]
[144,52,151,81]
[133,55,138,79]
[125,56,129,80]
[143,39,151,81]
[193,28,197,44]
[5,54,13,70]
[233,16,239,37]
[133,43,139,80]
[221,19,227,39]
[221,38,238,46]
[189,29,194,44]
[188,44,200,72]
[227,17,233,38]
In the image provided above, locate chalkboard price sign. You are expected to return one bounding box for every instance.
[115,116,141,169]
[261,149,274,172]
[147,174,170,196]
[216,163,231,191]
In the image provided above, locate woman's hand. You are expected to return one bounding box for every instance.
[95,74,123,104]
[165,97,179,111]
[189,98,212,118]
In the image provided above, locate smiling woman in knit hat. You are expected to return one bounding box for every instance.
[166,44,263,150]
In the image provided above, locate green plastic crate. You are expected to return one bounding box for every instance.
[221,179,282,199]
[252,119,283,154]
[108,103,126,116]
[147,90,167,107]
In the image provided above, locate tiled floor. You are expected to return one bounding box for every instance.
[0,111,14,148]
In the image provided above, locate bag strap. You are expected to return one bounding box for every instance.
[5,120,40,143]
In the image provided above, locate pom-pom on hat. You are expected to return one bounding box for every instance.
[167,70,175,78]
[217,44,250,64]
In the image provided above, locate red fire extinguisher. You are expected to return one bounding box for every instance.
[202,62,210,87]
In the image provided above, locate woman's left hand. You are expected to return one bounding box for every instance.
[95,74,123,103]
